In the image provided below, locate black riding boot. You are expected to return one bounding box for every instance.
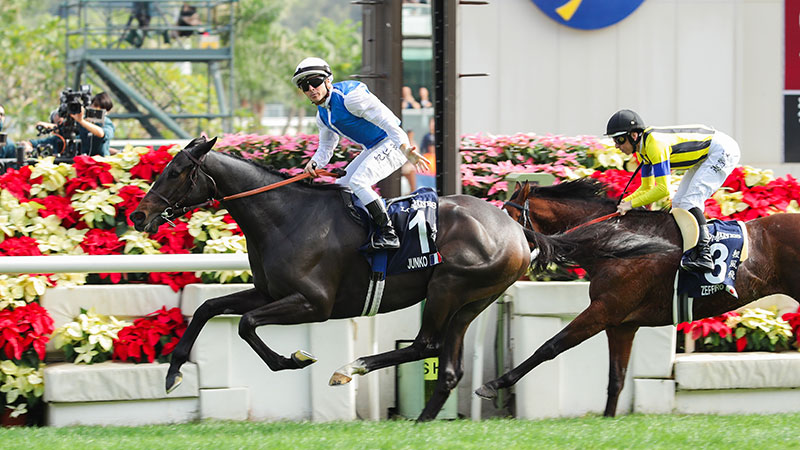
[365,199,400,250]
[682,207,714,272]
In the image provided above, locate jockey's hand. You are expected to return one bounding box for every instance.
[403,145,431,173]
[617,201,633,216]
[304,160,319,177]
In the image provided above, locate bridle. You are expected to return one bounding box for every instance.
[503,198,531,229]
[150,149,341,226]
[151,150,219,226]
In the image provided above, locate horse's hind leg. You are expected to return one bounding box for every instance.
[416,297,496,422]
[166,288,269,393]
[604,324,638,417]
[476,301,608,400]
[329,293,454,385]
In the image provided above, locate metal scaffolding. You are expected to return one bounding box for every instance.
[62,0,237,138]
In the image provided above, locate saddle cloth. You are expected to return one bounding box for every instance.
[355,186,443,275]
[674,219,748,324]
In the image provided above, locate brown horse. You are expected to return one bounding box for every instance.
[129,138,665,421]
[477,178,800,417]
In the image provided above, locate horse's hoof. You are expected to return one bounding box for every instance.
[166,371,183,394]
[474,384,497,400]
[329,371,353,386]
[292,350,317,368]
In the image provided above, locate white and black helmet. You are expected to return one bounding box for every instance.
[291,57,332,87]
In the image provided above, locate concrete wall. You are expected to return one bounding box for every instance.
[459,0,796,175]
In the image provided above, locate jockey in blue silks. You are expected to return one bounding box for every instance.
[293,57,430,251]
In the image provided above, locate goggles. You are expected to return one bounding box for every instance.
[298,76,326,92]
[612,134,628,145]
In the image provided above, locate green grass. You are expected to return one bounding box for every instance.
[2,414,800,450]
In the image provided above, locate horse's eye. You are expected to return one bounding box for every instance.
[167,168,181,179]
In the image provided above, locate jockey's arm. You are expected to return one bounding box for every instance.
[309,114,340,169]
[345,86,409,150]
[625,159,671,208]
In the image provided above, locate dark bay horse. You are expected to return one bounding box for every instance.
[129,138,672,421]
[477,178,800,417]
[127,137,528,421]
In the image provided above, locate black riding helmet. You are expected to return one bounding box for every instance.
[605,109,645,137]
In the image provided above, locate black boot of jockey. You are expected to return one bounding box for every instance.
[682,207,714,272]
[365,199,400,251]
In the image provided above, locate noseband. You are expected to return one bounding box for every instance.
[503,199,531,229]
[152,150,219,226]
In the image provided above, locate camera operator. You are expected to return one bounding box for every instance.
[21,91,116,158]
[0,104,19,158]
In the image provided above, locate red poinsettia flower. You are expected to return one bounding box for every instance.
[80,228,124,255]
[221,212,242,235]
[63,155,115,196]
[590,169,641,200]
[34,194,81,227]
[152,221,194,254]
[147,271,201,292]
[0,165,35,200]
[0,303,54,361]
[0,236,43,256]
[112,306,186,363]
[116,185,147,225]
[130,147,174,181]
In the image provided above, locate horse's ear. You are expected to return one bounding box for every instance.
[520,181,532,200]
[191,136,217,157]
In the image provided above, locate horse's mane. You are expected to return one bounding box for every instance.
[527,220,680,273]
[527,178,614,205]
[525,177,674,221]
[217,150,346,192]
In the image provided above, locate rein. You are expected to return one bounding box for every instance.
[156,149,341,225]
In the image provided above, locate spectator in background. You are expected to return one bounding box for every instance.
[175,2,202,38]
[401,86,421,109]
[420,116,435,157]
[418,87,433,108]
[0,104,18,158]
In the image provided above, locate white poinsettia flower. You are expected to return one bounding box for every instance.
[29,157,75,195]
[119,230,162,254]
[73,343,99,364]
[71,189,124,226]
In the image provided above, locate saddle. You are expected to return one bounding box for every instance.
[673,219,749,324]
[341,187,443,316]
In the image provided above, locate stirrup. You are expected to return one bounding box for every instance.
[681,247,714,272]
[370,229,400,250]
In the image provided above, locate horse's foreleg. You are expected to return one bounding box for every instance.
[476,302,608,400]
[604,324,639,417]
[167,288,268,393]
[238,292,330,372]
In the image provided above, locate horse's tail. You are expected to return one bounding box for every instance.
[523,222,679,272]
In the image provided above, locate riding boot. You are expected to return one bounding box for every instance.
[681,207,714,272]
[365,199,400,250]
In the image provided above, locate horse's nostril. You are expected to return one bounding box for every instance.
[129,211,144,225]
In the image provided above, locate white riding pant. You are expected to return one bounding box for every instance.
[672,130,741,211]
[337,138,408,205]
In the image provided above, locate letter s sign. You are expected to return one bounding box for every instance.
[531,0,645,30]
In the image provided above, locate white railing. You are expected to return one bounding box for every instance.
[0,254,250,274]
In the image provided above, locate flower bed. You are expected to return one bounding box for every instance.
[678,306,800,353]
[0,132,799,425]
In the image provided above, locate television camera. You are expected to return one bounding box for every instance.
[36,85,103,157]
